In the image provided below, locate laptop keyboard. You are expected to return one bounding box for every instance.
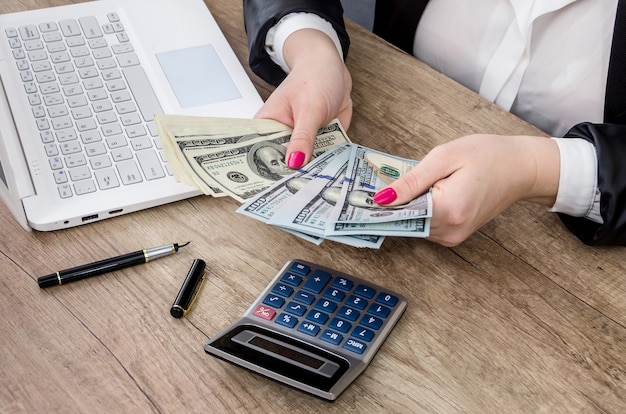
[4,12,171,199]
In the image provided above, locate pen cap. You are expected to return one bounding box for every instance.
[170,258,206,318]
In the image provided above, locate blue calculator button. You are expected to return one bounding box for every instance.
[354,284,376,299]
[343,338,367,354]
[324,287,346,302]
[298,321,321,336]
[275,313,298,329]
[346,295,368,310]
[306,309,329,325]
[280,273,303,286]
[289,262,311,276]
[360,314,383,330]
[352,326,375,342]
[321,330,344,346]
[271,283,294,297]
[293,291,315,305]
[329,317,352,333]
[368,303,391,318]
[284,301,307,316]
[302,269,332,294]
[331,277,354,291]
[314,298,338,313]
[376,292,399,307]
[337,306,360,321]
[262,294,285,308]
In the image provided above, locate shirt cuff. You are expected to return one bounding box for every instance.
[265,13,344,75]
[549,137,602,223]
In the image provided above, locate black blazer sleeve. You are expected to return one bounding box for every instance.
[243,0,350,86]
[558,122,626,245]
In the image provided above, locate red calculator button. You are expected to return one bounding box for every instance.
[253,305,276,321]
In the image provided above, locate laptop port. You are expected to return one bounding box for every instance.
[81,214,99,222]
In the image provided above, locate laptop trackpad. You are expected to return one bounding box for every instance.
[156,44,241,108]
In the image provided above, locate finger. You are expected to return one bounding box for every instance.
[373,146,460,205]
[286,108,330,168]
[253,95,294,126]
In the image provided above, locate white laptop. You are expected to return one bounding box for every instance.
[0,0,263,231]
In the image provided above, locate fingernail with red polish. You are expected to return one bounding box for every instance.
[373,188,397,205]
[287,151,305,169]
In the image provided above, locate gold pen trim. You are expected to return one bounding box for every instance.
[183,272,206,315]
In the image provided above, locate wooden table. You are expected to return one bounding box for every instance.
[1,1,625,413]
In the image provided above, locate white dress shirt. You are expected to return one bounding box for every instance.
[266,0,619,222]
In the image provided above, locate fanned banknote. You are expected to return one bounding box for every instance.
[237,145,384,249]
[156,114,293,195]
[327,144,432,225]
[157,115,351,202]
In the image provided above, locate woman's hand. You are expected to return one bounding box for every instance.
[373,134,561,246]
[254,29,353,169]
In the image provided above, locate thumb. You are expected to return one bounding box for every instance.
[373,148,457,205]
[287,118,323,168]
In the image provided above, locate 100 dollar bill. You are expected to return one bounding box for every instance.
[238,145,384,248]
[157,115,351,202]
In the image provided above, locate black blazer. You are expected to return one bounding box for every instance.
[242,0,626,246]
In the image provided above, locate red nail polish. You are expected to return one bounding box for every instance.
[287,151,305,169]
[373,188,397,205]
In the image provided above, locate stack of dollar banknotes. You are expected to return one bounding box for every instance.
[156,115,432,249]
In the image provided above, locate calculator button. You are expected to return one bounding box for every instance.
[368,303,391,318]
[321,330,344,346]
[343,338,367,354]
[324,287,346,302]
[262,294,285,309]
[284,302,307,316]
[302,269,332,294]
[345,295,368,310]
[376,292,399,307]
[275,313,298,329]
[253,305,276,321]
[352,326,375,342]
[280,272,303,286]
[293,291,315,305]
[298,321,321,336]
[360,315,383,330]
[329,317,352,333]
[354,284,376,299]
[271,283,294,297]
[337,306,360,321]
[289,262,311,276]
[314,298,338,313]
[306,309,329,325]
[331,277,354,291]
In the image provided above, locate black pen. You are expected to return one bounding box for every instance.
[37,242,190,288]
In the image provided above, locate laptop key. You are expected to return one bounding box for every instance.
[95,168,120,190]
[122,66,163,121]
[78,16,103,39]
[116,159,142,185]
[73,179,96,195]
[136,150,165,180]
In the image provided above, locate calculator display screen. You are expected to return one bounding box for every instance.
[207,324,350,393]
[249,336,324,369]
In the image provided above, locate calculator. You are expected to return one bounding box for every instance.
[204,259,407,401]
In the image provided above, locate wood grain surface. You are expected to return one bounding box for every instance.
[1,1,624,413]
